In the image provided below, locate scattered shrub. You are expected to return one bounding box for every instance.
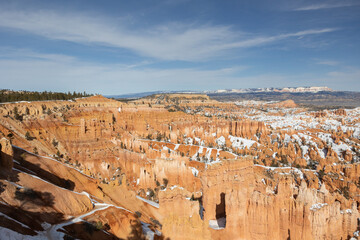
[33,147,38,155]
[13,107,22,121]
[135,211,142,218]
[340,186,350,200]
[95,221,103,230]
[163,178,168,187]
[147,188,155,198]
[270,159,279,167]
[52,139,58,147]
[25,131,32,140]
[265,169,274,179]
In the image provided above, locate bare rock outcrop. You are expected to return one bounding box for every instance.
[0,137,13,170]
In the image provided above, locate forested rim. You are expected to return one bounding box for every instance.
[0,89,93,103]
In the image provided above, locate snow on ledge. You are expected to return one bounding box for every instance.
[209,218,226,230]
[170,185,184,190]
[0,226,49,240]
[228,135,256,149]
[310,203,328,211]
[136,195,159,208]
[191,167,199,177]
[141,221,161,240]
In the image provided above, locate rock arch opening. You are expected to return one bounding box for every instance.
[209,192,226,229]
[216,192,226,228]
[216,193,226,220]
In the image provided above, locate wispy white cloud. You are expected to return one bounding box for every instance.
[327,68,360,79]
[220,28,336,49]
[0,9,337,61]
[0,48,76,62]
[294,2,360,11]
[316,60,339,66]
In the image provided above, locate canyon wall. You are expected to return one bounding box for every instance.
[0,94,359,239]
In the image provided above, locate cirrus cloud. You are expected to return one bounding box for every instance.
[0,9,337,61]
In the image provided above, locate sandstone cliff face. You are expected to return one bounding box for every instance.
[158,187,211,240]
[0,142,159,240]
[158,159,360,240]
[229,120,268,138]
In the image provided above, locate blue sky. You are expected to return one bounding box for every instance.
[0,0,359,94]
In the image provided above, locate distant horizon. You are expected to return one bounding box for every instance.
[0,0,359,94]
[2,86,360,108]
[4,85,360,97]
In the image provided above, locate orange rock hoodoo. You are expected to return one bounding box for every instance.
[229,120,268,138]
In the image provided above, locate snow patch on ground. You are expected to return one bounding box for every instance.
[198,146,204,154]
[194,137,201,145]
[300,146,309,160]
[317,132,351,159]
[291,168,304,179]
[136,196,160,208]
[261,178,266,185]
[141,222,161,240]
[310,203,328,211]
[228,135,256,149]
[216,136,226,146]
[341,209,353,214]
[169,185,184,190]
[284,134,291,144]
[209,217,226,230]
[184,137,193,145]
[0,227,49,240]
[206,148,212,160]
[191,167,199,177]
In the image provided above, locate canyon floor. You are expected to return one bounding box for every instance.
[0,94,360,240]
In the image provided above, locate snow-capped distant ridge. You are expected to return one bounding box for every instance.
[107,87,334,99]
[278,86,333,93]
[205,86,333,94]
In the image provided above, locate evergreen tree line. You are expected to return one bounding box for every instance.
[0,89,93,103]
